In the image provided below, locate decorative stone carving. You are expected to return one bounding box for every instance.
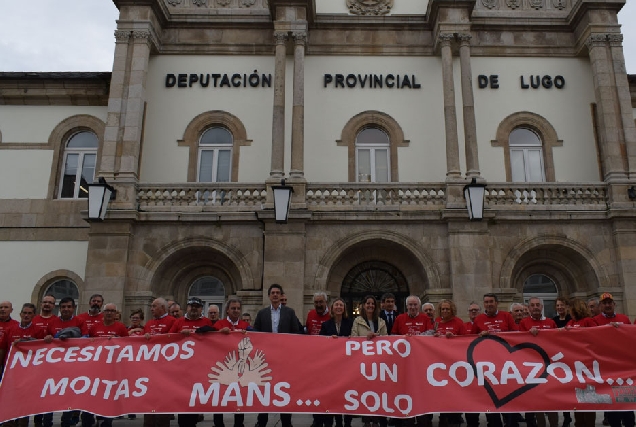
[166,0,182,5]
[240,0,257,6]
[505,0,521,9]
[438,33,455,46]
[346,0,393,16]
[114,30,131,42]
[132,30,151,40]
[528,0,543,9]
[193,0,208,6]
[292,31,307,46]
[585,34,607,49]
[481,0,497,9]
[457,33,472,45]
[552,0,566,9]
[607,34,623,46]
[274,31,288,45]
[216,0,231,5]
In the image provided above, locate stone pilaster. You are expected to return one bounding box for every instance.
[458,33,480,178]
[611,219,636,317]
[586,34,628,181]
[262,221,306,312]
[439,33,461,179]
[290,31,306,179]
[270,31,288,178]
[607,34,636,178]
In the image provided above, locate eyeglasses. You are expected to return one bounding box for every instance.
[468,309,480,312]
[104,309,117,313]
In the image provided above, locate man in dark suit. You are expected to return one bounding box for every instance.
[379,292,399,335]
[253,284,301,427]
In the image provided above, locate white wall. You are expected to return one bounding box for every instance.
[0,241,88,308]
[142,55,276,183]
[0,150,53,199]
[471,57,599,182]
[316,0,428,15]
[0,106,107,143]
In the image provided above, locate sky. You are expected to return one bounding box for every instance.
[0,0,635,73]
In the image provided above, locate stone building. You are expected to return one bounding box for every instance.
[1,0,635,321]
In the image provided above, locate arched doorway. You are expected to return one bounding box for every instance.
[188,276,226,317]
[522,274,558,318]
[44,279,80,315]
[341,260,409,317]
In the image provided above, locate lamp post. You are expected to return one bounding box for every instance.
[463,178,486,220]
[272,179,293,224]
[88,177,116,221]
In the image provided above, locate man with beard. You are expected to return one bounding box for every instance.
[77,294,104,333]
[306,292,330,336]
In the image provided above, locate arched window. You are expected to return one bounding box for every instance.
[509,128,545,182]
[188,276,226,317]
[44,279,80,315]
[198,127,233,183]
[59,131,99,198]
[355,128,390,183]
[523,274,558,318]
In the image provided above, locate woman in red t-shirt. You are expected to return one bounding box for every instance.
[434,299,467,338]
[127,308,145,336]
[565,299,597,329]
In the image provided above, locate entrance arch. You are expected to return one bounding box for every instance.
[188,275,226,316]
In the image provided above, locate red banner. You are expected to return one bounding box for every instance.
[1,326,636,422]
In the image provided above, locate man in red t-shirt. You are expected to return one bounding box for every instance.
[305,292,330,335]
[144,298,176,427]
[0,301,18,342]
[44,297,88,340]
[33,294,56,334]
[169,297,213,335]
[472,293,517,427]
[89,303,129,338]
[76,294,104,333]
[1,303,46,365]
[465,302,481,335]
[392,295,433,335]
[214,297,252,332]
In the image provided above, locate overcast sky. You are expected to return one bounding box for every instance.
[0,0,635,73]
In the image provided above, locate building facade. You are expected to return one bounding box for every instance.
[1,0,636,320]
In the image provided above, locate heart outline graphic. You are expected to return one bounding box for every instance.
[466,335,551,408]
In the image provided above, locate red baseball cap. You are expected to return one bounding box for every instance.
[600,292,614,301]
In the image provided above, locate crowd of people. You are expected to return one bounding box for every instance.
[0,288,632,427]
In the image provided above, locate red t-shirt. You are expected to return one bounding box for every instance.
[1,323,46,350]
[519,317,557,331]
[128,325,144,336]
[214,318,251,331]
[567,318,597,328]
[464,321,476,335]
[47,316,88,337]
[168,316,213,334]
[306,310,331,336]
[593,313,631,326]
[391,313,433,335]
[89,321,130,338]
[0,318,19,341]
[435,317,467,336]
[76,312,104,332]
[472,311,518,334]
[144,315,176,335]
[33,315,55,334]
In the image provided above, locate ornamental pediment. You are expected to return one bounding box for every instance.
[347,0,394,16]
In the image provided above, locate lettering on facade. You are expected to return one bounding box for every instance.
[477,74,566,90]
[165,71,272,88]
[323,74,421,89]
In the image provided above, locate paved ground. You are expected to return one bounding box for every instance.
[41,412,612,427]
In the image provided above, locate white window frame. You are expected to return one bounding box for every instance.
[509,128,546,183]
[355,128,390,183]
[59,132,98,199]
[197,127,233,183]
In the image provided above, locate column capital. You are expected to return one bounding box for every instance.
[292,31,307,46]
[607,33,623,47]
[438,33,455,47]
[114,30,131,43]
[585,33,607,49]
[274,31,289,45]
[457,33,472,46]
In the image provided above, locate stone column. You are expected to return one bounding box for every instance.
[458,33,480,177]
[118,30,152,182]
[607,34,636,177]
[587,34,627,181]
[290,31,306,179]
[439,33,461,178]
[270,31,288,178]
[101,30,132,180]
